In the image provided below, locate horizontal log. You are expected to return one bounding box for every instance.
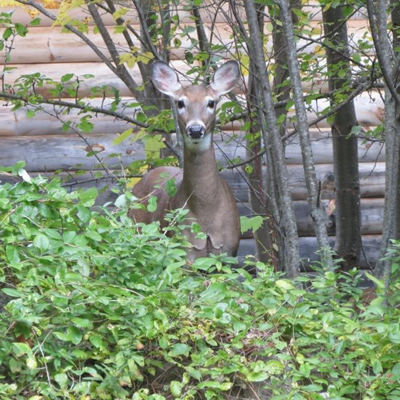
[216,131,385,166]
[238,235,381,270]
[0,22,372,65]
[0,61,327,99]
[0,131,385,172]
[0,134,144,172]
[0,91,384,136]
[221,162,386,202]
[4,2,367,26]
[239,198,384,237]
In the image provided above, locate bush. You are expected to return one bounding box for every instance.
[1,168,400,400]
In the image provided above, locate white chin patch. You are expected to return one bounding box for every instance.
[185,134,212,151]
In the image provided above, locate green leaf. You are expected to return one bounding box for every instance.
[246,371,268,382]
[144,134,165,159]
[26,109,36,118]
[6,245,20,265]
[198,381,221,389]
[90,335,106,349]
[77,118,94,133]
[113,128,133,145]
[170,381,183,397]
[2,288,22,298]
[76,205,92,223]
[240,215,264,233]
[302,384,323,392]
[67,326,83,345]
[86,230,102,241]
[147,196,158,213]
[78,187,98,207]
[3,27,13,40]
[55,372,68,388]
[61,73,75,82]
[15,23,28,37]
[30,18,42,26]
[33,233,50,252]
[12,342,32,357]
[170,343,191,357]
[275,279,294,291]
[165,178,177,197]
[372,359,383,375]
[26,357,37,369]
[365,272,384,289]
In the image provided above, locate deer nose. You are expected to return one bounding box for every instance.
[187,124,205,139]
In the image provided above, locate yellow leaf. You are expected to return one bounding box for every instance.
[52,0,85,27]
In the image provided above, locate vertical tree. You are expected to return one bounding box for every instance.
[243,0,301,278]
[367,0,400,286]
[323,3,361,270]
[279,0,334,269]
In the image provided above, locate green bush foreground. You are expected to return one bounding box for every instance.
[1,166,400,400]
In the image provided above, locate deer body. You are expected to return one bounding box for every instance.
[130,61,241,261]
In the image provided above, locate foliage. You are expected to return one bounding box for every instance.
[1,169,400,400]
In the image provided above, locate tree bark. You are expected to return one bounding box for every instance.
[390,0,400,241]
[278,0,334,269]
[367,0,400,285]
[323,5,362,270]
[243,2,279,267]
[243,0,300,278]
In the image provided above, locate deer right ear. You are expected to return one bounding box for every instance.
[151,61,182,99]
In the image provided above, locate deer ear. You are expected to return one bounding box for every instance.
[151,61,182,99]
[210,61,240,97]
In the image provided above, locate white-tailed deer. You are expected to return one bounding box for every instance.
[130,61,241,261]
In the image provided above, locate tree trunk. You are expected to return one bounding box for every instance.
[278,0,334,269]
[244,2,279,267]
[323,5,362,270]
[367,0,400,286]
[390,0,400,241]
[243,0,301,278]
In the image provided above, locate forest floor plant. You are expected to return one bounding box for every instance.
[1,164,400,400]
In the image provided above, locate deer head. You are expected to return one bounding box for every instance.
[151,61,240,150]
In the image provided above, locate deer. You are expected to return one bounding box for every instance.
[129,60,241,262]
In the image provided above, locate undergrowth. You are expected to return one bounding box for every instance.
[1,166,400,400]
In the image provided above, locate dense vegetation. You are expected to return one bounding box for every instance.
[1,167,400,400]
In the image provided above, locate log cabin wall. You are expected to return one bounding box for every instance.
[0,2,384,269]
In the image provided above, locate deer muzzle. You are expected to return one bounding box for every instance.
[187,124,205,139]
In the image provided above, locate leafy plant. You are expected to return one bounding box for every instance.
[0,167,400,399]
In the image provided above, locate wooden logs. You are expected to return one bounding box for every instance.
[0,134,143,171]
[0,22,372,65]
[3,1,367,26]
[0,92,384,135]
[0,131,386,172]
[221,162,386,202]
[237,235,381,270]
[215,131,385,166]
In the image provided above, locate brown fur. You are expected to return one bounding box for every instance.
[129,61,241,262]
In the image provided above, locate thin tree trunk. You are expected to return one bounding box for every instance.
[243,0,300,278]
[367,0,400,284]
[278,0,334,269]
[323,6,361,270]
[391,0,400,241]
[244,2,278,267]
[270,0,300,132]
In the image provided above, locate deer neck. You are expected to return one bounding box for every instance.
[181,138,221,205]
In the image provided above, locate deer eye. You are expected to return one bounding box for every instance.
[207,100,215,109]
[177,100,185,109]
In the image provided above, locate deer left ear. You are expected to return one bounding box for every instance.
[210,61,240,97]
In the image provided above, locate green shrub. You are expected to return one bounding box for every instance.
[1,167,400,400]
